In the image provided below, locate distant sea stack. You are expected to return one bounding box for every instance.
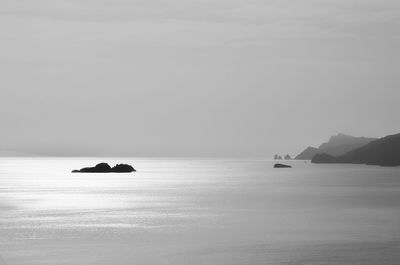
[312,133,400,167]
[295,133,376,160]
[274,154,292,160]
[72,163,136,173]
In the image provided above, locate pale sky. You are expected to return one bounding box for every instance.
[0,0,399,157]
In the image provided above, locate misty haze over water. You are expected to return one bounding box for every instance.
[1,0,400,263]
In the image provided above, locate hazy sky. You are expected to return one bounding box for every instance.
[1,0,399,157]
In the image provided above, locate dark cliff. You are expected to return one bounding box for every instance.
[295,146,320,160]
[312,133,400,167]
[295,133,376,160]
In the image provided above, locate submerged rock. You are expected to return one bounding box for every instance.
[72,163,136,173]
[274,163,292,168]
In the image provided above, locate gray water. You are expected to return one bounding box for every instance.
[1,158,400,264]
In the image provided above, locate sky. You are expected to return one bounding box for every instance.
[0,0,399,157]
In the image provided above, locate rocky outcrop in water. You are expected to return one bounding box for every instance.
[72,163,136,173]
[274,163,292,168]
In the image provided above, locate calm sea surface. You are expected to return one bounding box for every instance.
[1,158,400,264]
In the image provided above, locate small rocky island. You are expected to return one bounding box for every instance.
[274,163,292,168]
[72,163,136,173]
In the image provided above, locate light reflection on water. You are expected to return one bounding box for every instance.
[1,158,400,264]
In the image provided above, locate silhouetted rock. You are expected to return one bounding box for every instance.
[112,164,136,172]
[295,146,320,160]
[274,163,292,168]
[72,162,136,173]
[312,133,400,167]
[74,162,112,173]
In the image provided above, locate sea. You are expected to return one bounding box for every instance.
[0,158,400,265]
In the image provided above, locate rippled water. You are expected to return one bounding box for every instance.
[1,158,400,264]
